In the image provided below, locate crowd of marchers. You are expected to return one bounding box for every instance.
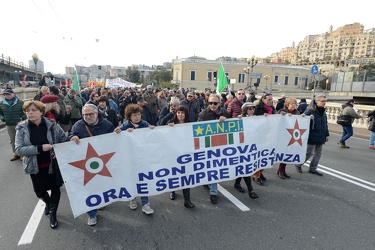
[1,83,374,229]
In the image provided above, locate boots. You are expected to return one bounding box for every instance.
[49,192,61,229]
[40,192,51,216]
[182,188,195,208]
[243,176,259,199]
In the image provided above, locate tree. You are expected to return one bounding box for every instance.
[150,69,172,86]
[126,66,141,83]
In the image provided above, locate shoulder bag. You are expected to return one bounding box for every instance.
[368,116,375,132]
[336,114,351,126]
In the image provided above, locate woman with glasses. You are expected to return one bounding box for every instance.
[233,102,259,199]
[197,94,231,204]
[15,100,69,229]
[86,92,99,105]
[253,93,276,186]
[276,97,304,179]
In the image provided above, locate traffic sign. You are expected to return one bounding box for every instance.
[250,72,262,79]
[311,65,319,75]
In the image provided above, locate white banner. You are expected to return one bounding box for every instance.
[105,77,136,88]
[54,115,310,217]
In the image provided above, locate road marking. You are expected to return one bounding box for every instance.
[305,161,375,192]
[218,184,250,211]
[18,200,45,245]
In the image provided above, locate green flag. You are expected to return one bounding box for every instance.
[216,63,228,93]
[72,67,80,92]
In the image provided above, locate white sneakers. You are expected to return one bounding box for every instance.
[129,199,137,210]
[87,215,97,226]
[141,203,154,215]
[129,199,153,214]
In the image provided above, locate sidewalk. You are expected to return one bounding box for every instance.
[328,122,370,140]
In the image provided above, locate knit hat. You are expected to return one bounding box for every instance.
[136,96,144,102]
[40,95,59,104]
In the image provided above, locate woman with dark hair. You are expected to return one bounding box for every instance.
[97,95,118,127]
[167,105,195,208]
[233,102,259,199]
[15,100,68,229]
[115,104,155,215]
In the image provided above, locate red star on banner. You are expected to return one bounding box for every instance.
[68,143,115,185]
[286,120,307,146]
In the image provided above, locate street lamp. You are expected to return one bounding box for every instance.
[244,55,258,92]
[263,75,270,91]
[32,53,39,83]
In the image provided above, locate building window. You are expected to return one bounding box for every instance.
[207,72,212,81]
[284,76,289,85]
[238,73,245,83]
[294,77,299,85]
[274,75,279,84]
[190,70,196,81]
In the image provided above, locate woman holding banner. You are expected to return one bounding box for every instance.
[15,100,68,229]
[114,104,155,215]
[167,105,196,208]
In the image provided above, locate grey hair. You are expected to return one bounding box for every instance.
[314,94,326,101]
[226,94,233,99]
[208,93,222,102]
[83,103,98,112]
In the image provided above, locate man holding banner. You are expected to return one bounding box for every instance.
[69,104,115,226]
[197,93,231,204]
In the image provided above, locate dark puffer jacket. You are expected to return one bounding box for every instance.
[198,106,230,121]
[304,101,329,145]
[0,97,26,125]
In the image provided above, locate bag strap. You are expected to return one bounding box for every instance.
[84,125,93,137]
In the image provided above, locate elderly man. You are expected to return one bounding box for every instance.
[180,92,200,122]
[197,93,231,204]
[295,94,329,176]
[69,104,115,226]
[0,88,26,160]
[64,89,83,126]
[142,85,159,125]
[34,86,50,101]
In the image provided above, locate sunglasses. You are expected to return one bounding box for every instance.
[248,107,256,110]
[208,102,219,105]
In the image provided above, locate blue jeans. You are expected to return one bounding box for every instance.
[340,125,353,144]
[87,209,97,217]
[370,131,375,146]
[140,196,149,205]
[209,183,218,195]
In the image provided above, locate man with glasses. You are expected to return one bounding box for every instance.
[0,88,26,161]
[227,89,246,118]
[197,94,230,204]
[180,92,200,122]
[295,94,329,176]
[69,104,116,226]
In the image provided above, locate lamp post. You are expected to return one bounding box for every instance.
[244,56,258,92]
[263,75,270,91]
[32,53,39,83]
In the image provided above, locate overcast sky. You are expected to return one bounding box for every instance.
[1,0,375,74]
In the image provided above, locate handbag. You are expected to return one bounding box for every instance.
[336,115,351,126]
[368,116,375,132]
